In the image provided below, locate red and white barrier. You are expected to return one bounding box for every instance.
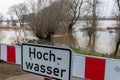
[0,44,21,64]
[1,44,7,61]
[73,54,106,80]
[0,43,120,80]
[105,59,120,80]
[73,54,120,80]
[44,78,52,80]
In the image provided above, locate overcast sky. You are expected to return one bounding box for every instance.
[0,0,117,19]
[0,0,25,19]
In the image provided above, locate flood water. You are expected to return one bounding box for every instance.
[73,20,118,54]
[0,29,37,44]
[0,20,119,54]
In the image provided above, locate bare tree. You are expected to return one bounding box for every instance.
[64,0,84,34]
[28,0,68,41]
[28,0,84,43]
[112,0,120,56]
[8,3,28,44]
[106,0,120,56]
[83,0,99,52]
[89,0,99,52]
[8,3,28,27]
[6,18,10,25]
[27,0,46,39]
[10,16,17,26]
[113,30,120,56]
[0,13,3,25]
[117,0,120,10]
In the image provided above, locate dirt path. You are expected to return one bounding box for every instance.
[5,74,84,80]
[5,74,44,80]
[0,62,23,80]
[0,62,84,80]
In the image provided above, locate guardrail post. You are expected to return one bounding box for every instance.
[44,78,51,80]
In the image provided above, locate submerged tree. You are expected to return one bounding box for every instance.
[0,13,3,25]
[8,3,28,27]
[8,3,28,44]
[66,0,84,34]
[83,0,99,52]
[117,0,120,10]
[28,0,85,43]
[112,0,120,56]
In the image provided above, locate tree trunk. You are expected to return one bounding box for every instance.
[91,33,96,52]
[36,32,44,39]
[114,37,120,57]
[46,32,54,42]
[46,33,52,42]
[87,36,92,51]
[68,24,73,34]
[117,0,120,11]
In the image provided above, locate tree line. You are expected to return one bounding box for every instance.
[0,0,120,56]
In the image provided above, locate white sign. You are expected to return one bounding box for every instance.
[21,43,72,80]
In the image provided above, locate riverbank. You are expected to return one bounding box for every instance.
[0,26,31,30]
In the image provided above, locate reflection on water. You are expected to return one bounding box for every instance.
[0,31,4,41]
[96,31,116,54]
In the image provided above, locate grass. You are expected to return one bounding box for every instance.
[26,39,53,45]
[25,39,120,59]
[15,37,120,59]
[71,47,120,59]
[71,47,97,56]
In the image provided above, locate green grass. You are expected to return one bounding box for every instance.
[14,39,53,46]
[15,38,120,59]
[71,47,120,59]
[71,47,98,56]
[27,39,53,45]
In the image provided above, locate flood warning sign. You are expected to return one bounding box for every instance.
[21,43,72,80]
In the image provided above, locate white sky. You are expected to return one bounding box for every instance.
[0,0,25,19]
[0,0,117,19]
